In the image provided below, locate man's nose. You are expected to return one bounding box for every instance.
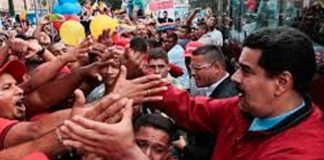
[143,147,153,158]
[14,85,24,95]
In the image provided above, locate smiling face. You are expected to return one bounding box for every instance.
[0,73,25,120]
[135,126,171,160]
[100,59,121,86]
[231,47,278,117]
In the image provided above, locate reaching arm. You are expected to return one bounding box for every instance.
[24,61,111,117]
[149,85,238,134]
[185,8,200,26]
[0,129,64,160]
[20,39,92,94]
[3,109,72,149]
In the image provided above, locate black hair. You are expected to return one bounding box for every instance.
[192,45,226,68]
[178,25,191,34]
[148,48,169,63]
[243,27,316,94]
[146,39,160,48]
[134,113,177,141]
[130,37,147,53]
[166,33,178,43]
[15,35,36,41]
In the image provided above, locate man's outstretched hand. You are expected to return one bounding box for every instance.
[112,65,168,104]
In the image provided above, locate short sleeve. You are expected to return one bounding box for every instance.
[0,118,18,150]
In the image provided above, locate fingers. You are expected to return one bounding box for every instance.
[60,120,105,145]
[84,94,120,119]
[132,74,162,84]
[120,99,134,125]
[144,86,168,96]
[141,96,164,103]
[93,98,128,122]
[105,112,123,124]
[140,79,166,90]
[63,139,107,156]
[116,65,127,82]
[70,116,109,133]
[72,89,86,108]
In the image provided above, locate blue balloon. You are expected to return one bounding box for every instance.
[61,2,75,14]
[53,5,63,14]
[65,0,78,3]
[58,0,65,5]
[74,3,82,14]
[59,0,77,4]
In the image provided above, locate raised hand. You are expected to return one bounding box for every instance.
[71,92,131,123]
[6,38,29,58]
[97,29,114,47]
[112,65,168,104]
[60,100,148,159]
[62,36,94,63]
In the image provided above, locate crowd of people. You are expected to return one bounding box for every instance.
[0,1,323,160]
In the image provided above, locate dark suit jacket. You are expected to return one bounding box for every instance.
[182,77,238,160]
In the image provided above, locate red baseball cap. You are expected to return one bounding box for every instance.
[0,60,27,83]
[185,41,203,58]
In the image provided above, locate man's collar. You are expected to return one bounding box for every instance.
[246,95,313,135]
[196,72,229,96]
[249,100,305,131]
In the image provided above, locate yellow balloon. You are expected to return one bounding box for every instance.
[90,15,119,38]
[60,21,85,46]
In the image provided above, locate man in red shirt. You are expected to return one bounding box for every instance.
[60,27,324,160]
[0,58,165,159]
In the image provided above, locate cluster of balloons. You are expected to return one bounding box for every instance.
[53,0,82,15]
[59,15,119,46]
[51,0,120,46]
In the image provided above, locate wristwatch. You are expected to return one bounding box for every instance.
[36,46,46,57]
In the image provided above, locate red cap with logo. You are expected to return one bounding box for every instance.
[0,60,27,83]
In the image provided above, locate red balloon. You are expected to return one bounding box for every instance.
[64,15,80,22]
[52,15,80,31]
[53,20,62,31]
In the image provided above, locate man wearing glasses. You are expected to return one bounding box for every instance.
[175,45,238,160]
[190,45,238,97]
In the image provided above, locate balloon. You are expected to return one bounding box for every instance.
[60,20,85,46]
[75,3,82,13]
[53,5,62,14]
[90,15,119,38]
[58,0,65,5]
[61,2,77,14]
[63,0,77,3]
[64,15,80,21]
[53,20,62,31]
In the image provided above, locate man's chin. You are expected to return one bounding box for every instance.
[13,112,26,121]
[13,114,25,121]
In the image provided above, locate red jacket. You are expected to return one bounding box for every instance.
[154,86,324,160]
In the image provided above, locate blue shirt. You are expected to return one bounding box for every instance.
[249,101,305,131]
[167,44,190,89]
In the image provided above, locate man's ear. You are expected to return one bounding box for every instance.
[212,62,221,74]
[274,71,294,97]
